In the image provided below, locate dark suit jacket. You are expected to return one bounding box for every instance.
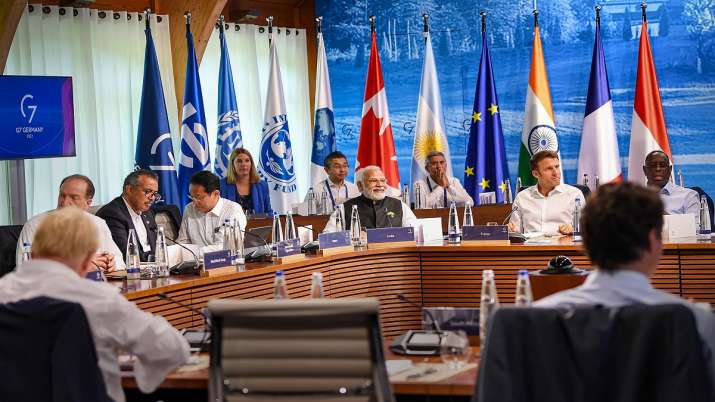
[96,196,157,261]
[219,178,273,215]
[0,297,112,402]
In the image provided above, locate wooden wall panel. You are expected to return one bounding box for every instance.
[680,250,715,306]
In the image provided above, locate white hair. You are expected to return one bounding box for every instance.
[354,165,383,187]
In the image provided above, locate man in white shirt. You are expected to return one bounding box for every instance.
[536,182,715,385]
[413,151,473,208]
[324,165,417,232]
[0,207,189,402]
[643,150,700,216]
[16,174,125,271]
[307,151,361,211]
[177,171,247,252]
[508,150,585,235]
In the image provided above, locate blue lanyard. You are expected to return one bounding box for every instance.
[324,180,347,209]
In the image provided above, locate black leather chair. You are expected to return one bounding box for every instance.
[474,304,713,402]
[689,186,714,221]
[573,184,591,199]
[0,297,111,402]
[0,225,22,277]
[152,203,182,240]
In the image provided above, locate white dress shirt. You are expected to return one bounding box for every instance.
[536,269,715,386]
[509,184,585,235]
[122,197,151,252]
[413,176,474,208]
[16,210,126,270]
[176,197,247,253]
[0,259,190,402]
[659,181,700,216]
[323,199,418,233]
[306,178,361,210]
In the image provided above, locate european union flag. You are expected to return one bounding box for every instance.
[177,20,210,209]
[214,22,242,179]
[135,21,180,207]
[463,34,509,204]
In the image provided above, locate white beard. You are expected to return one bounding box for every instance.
[364,188,386,201]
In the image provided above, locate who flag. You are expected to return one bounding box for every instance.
[135,23,180,207]
[577,22,622,185]
[627,19,671,184]
[518,24,560,187]
[177,22,210,209]
[214,23,243,179]
[411,32,452,190]
[463,33,509,204]
[258,36,299,214]
[310,30,336,185]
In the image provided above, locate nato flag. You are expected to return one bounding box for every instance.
[135,23,180,207]
[463,34,509,204]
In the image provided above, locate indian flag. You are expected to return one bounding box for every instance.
[518,25,559,187]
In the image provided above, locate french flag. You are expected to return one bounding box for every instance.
[577,20,621,186]
[627,18,671,184]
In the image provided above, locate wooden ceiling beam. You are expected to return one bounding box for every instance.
[0,0,26,73]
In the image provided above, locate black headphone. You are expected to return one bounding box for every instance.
[539,255,577,274]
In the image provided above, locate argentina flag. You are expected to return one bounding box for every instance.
[135,17,180,207]
[259,31,299,213]
[214,20,242,179]
[177,16,210,209]
[310,26,336,185]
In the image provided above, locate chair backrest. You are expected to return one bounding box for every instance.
[0,297,111,402]
[208,298,394,402]
[152,203,182,240]
[474,304,712,402]
[572,184,591,199]
[0,225,22,277]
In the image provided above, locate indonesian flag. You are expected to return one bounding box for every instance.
[577,23,622,185]
[628,20,671,184]
[356,31,400,191]
[518,25,560,187]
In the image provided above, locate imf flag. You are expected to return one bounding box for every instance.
[463,28,509,204]
[135,19,180,207]
[177,17,210,209]
[259,34,298,214]
[310,28,336,185]
[214,21,242,179]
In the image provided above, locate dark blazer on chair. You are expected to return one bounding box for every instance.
[96,196,157,261]
[219,178,274,216]
[0,297,112,402]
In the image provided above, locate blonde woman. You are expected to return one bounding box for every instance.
[219,148,273,216]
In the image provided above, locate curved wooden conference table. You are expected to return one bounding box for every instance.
[118,206,715,397]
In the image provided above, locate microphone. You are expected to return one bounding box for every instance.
[502,205,519,225]
[397,293,442,334]
[151,228,201,274]
[502,205,527,243]
[157,292,210,349]
[213,225,269,246]
[213,225,271,261]
[385,207,394,228]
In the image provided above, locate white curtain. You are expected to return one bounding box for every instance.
[199,24,312,199]
[2,5,179,224]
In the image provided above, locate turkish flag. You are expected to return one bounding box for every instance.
[356,31,400,190]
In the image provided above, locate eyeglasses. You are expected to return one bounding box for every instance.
[644,162,671,170]
[187,193,209,202]
[136,186,162,201]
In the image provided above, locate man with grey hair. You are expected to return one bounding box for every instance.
[97,169,159,261]
[323,165,417,232]
[413,151,473,208]
[16,174,125,271]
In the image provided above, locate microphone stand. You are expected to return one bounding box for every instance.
[151,228,201,274]
[157,292,211,348]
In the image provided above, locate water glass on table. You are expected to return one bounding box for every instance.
[440,330,471,370]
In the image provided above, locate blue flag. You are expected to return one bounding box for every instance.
[135,24,180,207]
[463,34,509,204]
[177,22,210,209]
[309,31,336,185]
[214,24,242,179]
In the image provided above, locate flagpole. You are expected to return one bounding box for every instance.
[641,2,647,22]
[369,15,375,34]
[533,8,539,28]
[595,5,601,28]
[144,8,150,30]
[184,11,191,31]
[267,15,273,46]
[316,15,322,35]
[480,11,486,34]
[218,14,225,34]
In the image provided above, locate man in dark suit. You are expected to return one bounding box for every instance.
[96,170,159,261]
